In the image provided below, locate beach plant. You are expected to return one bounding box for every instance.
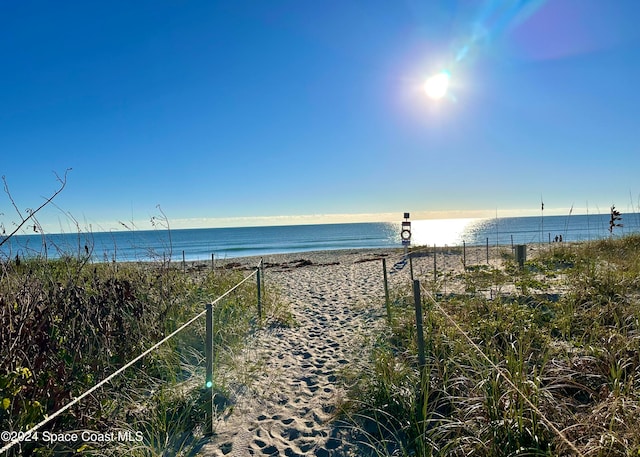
[461,264,508,297]
[261,283,297,328]
[342,234,640,456]
[149,205,174,264]
[0,170,70,254]
[0,176,289,456]
[609,205,623,235]
[0,249,262,456]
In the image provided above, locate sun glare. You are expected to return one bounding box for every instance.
[424,70,450,100]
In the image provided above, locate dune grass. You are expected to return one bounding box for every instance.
[0,254,281,456]
[341,235,640,456]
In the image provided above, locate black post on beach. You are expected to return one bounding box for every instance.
[261,258,265,300]
[211,253,215,271]
[433,244,437,283]
[182,250,186,273]
[260,258,265,319]
[256,259,263,320]
[409,252,414,281]
[511,234,514,250]
[463,241,466,269]
[486,238,489,264]
[413,280,426,369]
[205,302,214,435]
[382,258,392,324]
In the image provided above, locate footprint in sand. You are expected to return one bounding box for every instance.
[200,253,388,457]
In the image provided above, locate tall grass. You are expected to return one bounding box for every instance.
[0,254,272,456]
[342,234,640,456]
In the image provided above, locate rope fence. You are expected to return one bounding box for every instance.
[387,239,528,276]
[0,260,263,455]
[3,243,586,454]
[383,248,584,455]
[417,282,584,456]
[383,241,510,307]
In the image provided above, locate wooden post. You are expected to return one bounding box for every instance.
[409,253,414,282]
[413,280,426,368]
[511,234,514,250]
[516,244,526,269]
[205,303,213,435]
[382,258,391,324]
[486,238,489,264]
[433,244,437,283]
[211,253,215,271]
[463,240,466,269]
[260,258,265,303]
[256,266,262,320]
[182,250,186,273]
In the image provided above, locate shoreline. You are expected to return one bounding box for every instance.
[6,212,639,264]
[196,242,555,271]
[1,242,566,269]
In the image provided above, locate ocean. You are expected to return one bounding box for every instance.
[3,213,640,262]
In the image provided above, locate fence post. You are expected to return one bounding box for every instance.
[260,258,265,302]
[409,253,414,281]
[433,244,437,283]
[382,258,391,323]
[413,280,426,368]
[256,264,262,320]
[463,240,466,269]
[486,237,489,264]
[182,250,186,273]
[205,303,213,435]
[211,253,215,271]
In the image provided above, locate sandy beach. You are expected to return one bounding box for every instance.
[197,244,529,456]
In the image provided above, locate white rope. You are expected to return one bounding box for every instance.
[418,283,584,456]
[0,267,258,455]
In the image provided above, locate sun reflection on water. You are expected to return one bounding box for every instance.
[399,218,485,246]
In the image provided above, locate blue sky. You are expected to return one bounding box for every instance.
[2,0,640,232]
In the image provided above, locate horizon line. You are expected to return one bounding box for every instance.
[36,206,635,234]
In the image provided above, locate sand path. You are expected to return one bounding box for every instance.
[199,251,400,457]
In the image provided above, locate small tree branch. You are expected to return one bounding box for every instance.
[0,169,71,248]
[3,176,24,220]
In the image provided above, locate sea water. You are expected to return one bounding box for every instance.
[3,213,640,262]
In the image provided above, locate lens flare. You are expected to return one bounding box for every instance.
[424,70,451,99]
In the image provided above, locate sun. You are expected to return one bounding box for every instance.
[424,70,450,100]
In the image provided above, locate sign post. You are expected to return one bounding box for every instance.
[401,212,411,255]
